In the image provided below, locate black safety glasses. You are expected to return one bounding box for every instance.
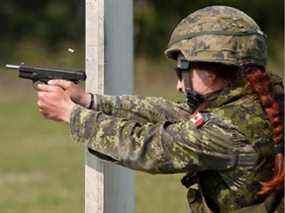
[175,54,191,80]
[175,67,189,81]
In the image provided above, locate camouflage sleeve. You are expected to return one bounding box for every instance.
[70,105,255,174]
[92,94,189,123]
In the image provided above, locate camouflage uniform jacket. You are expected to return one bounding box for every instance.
[69,79,283,213]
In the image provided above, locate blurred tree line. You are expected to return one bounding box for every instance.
[0,0,283,62]
[135,0,284,59]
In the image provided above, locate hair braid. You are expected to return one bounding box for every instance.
[244,65,284,196]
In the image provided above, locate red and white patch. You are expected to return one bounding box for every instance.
[190,112,206,127]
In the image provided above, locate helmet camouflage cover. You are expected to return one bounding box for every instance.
[165,6,267,67]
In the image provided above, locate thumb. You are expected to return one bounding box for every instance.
[48,79,73,90]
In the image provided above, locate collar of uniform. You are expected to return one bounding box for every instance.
[203,80,252,110]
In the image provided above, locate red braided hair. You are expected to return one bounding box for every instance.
[244,65,284,196]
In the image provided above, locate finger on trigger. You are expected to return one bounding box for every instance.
[48,79,59,85]
[48,79,71,89]
[36,84,46,91]
[38,84,58,92]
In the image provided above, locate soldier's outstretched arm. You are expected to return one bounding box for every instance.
[47,80,189,123]
[90,94,190,124]
[70,105,257,174]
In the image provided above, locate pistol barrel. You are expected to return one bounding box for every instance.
[5,64,20,69]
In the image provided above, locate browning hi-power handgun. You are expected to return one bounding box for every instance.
[5,64,86,84]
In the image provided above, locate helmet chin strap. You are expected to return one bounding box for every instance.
[176,53,206,113]
[180,71,205,113]
[185,88,205,114]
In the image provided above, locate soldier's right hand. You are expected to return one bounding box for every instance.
[48,80,92,108]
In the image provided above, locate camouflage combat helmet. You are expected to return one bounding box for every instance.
[165,6,267,67]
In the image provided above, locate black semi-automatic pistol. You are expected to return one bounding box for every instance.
[5,64,86,84]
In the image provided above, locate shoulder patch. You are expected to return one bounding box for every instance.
[190,112,209,127]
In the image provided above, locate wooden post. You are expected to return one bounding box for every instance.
[85,0,134,213]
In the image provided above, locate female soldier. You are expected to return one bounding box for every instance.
[36,6,284,213]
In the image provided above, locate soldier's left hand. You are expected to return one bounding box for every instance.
[36,84,76,123]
